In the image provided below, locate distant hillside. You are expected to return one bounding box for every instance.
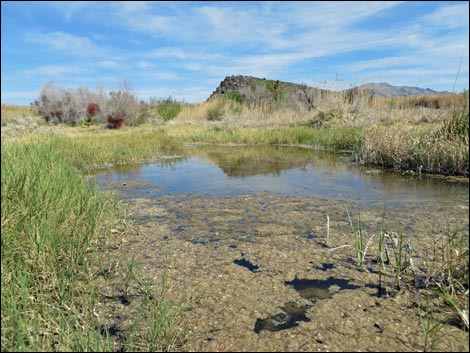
[348,82,452,97]
[208,75,455,109]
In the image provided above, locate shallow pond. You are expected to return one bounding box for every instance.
[93,145,469,206]
[92,145,469,352]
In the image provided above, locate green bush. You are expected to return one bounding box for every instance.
[156,97,182,121]
[225,91,243,104]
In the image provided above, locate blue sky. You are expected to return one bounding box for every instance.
[2,1,469,105]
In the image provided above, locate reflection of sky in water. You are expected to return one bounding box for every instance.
[94,147,469,204]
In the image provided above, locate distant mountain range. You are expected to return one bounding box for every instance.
[348,82,452,97]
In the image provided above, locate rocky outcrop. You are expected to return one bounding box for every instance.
[208,75,327,111]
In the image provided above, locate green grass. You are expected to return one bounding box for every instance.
[166,125,362,151]
[1,140,114,351]
[1,135,186,351]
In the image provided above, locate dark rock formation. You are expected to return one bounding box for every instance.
[208,75,328,111]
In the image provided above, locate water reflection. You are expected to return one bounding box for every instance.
[93,145,469,204]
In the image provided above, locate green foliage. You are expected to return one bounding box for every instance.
[225,91,243,104]
[156,97,182,121]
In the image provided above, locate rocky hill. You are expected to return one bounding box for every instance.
[208,75,328,111]
[208,75,453,109]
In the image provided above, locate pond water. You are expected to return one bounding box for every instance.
[93,145,468,206]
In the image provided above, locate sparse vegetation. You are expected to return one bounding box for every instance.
[338,205,468,339]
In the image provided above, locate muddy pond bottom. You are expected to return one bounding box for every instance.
[92,146,469,352]
[95,192,469,352]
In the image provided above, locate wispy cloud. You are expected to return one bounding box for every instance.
[26,31,99,55]
[48,1,91,21]
[22,65,88,76]
[424,3,470,29]
[95,60,121,69]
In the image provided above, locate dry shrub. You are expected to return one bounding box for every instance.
[33,82,145,128]
[33,83,83,125]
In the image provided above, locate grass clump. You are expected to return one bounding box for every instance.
[1,140,115,351]
[1,134,187,351]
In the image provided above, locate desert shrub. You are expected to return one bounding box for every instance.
[86,102,100,117]
[34,84,113,126]
[155,96,182,121]
[131,102,154,126]
[79,102,100,127]
[106,83,140,128]
[34,83,83,125]
[308,108,343,128]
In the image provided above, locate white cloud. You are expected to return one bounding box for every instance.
[21,65,88,76]
[346,56,416,73]
[149,48,190,60]
[95,60,120,69]
[286,1,404,28]
[48,1,91,21]
[137,61,153,68]
[27,31,98,55]
[424,3,470,29]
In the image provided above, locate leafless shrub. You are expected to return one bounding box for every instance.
[33,81,149,128]
[34,83,83,125]
[106,81,141,128]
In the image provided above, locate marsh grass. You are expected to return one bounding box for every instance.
[376,206,389,294]
[421,224,469,330]
[345,206,376,269]
[339,204,467,343]
[419,294,443,352]
[1,135,187,351]
[107,259,188,352]
[357,93,469,176]
[1,140,116,351]
[1,104,38,122]
[8,128,183,170]
[165,124,362,151]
